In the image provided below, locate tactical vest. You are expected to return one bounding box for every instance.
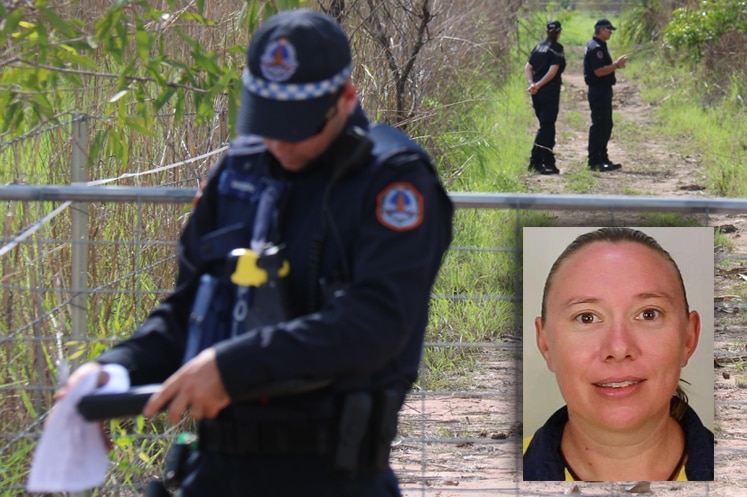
[183,124,433,363]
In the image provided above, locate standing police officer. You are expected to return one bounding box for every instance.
[583,18,628,172]
[525,20,566,175]
[59,8,453,497]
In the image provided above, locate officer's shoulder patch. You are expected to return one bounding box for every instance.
[596,50,604,59]
[376,182,423,232]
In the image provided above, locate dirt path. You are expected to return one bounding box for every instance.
[391,69,747,496]
[524,72,713,199]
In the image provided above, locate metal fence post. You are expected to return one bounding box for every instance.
[71,114,90,497]
[71,114,89,345]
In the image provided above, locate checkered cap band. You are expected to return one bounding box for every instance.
[242,64,352,101]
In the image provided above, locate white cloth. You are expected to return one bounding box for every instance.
[26,364,130,493]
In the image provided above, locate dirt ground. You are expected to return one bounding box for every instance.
[389,70,747,496]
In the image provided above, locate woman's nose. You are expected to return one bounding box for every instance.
[600,318,640,362]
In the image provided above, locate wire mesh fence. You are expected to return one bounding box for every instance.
[3,183,747,496]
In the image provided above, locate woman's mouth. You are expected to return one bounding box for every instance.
[592,378,645,398]
[594,380,642,388]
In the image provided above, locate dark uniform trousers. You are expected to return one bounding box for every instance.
[531,86,561,166]
[587,85,613,165]
[177,451,401,497]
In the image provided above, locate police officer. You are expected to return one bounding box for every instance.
[525,20,566,175]
[59,9,453,497]
[583,18,628,172]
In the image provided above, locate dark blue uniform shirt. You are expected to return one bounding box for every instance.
[528,39,566,90]
[584,37,616,87]
[96,106,454,423]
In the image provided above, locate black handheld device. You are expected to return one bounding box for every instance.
[77,378,331,421]
[77,383,161,421]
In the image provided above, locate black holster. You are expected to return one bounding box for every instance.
[334,388,401,475]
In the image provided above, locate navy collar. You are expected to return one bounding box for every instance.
[524,404,714,481]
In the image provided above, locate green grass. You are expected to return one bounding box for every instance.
[563,109,586,132]
[628,51,747,197]
[563,164,598,193]
[636,213,702,227]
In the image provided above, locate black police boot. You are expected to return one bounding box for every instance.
[602,156,622,169]
[528,160,559,175]
[589,162,621,172]
[588,154,620,172]
[528,148,558,175]
[528,147,543,172]
[542,149,560,175]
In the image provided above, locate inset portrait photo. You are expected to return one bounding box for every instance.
[522,227,714,481]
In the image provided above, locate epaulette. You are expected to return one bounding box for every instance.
[227,135,267,156]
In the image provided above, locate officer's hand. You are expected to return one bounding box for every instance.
[615,54,629,69]
[55,361,108,401]
[143,348,230,423]
[54,361,113,451]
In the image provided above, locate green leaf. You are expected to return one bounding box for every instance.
[180,12,213,26]
[35,17,49,63]
[115,12,129,50]
[59,50,99,70]
[30,91,54,119]
[174,26,201,51]
[124,116,158,138]
[191,51,221,75]
[174,91,185,123]
[144,60,167,86]
[0,8,24,48]
[135,17,150,62]
[39,6,77,38]
[60,70,83,88]
[154,86,177,111]
[19,390,38,419]
[276,0,304,9]
[94,9,116,43]
[117,60,137,87]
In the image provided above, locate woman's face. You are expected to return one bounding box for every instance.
[536,241,700,434]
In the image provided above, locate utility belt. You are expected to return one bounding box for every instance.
[162,389,401,489]
[205,389,399,472]
[199,419,331,456]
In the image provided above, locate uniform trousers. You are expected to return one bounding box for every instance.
[531,87,561,166]
[177,450,402,497]
[587,85,614,164]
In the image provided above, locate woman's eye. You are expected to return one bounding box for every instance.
[639,309,660,320]
[575,313,597,324]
